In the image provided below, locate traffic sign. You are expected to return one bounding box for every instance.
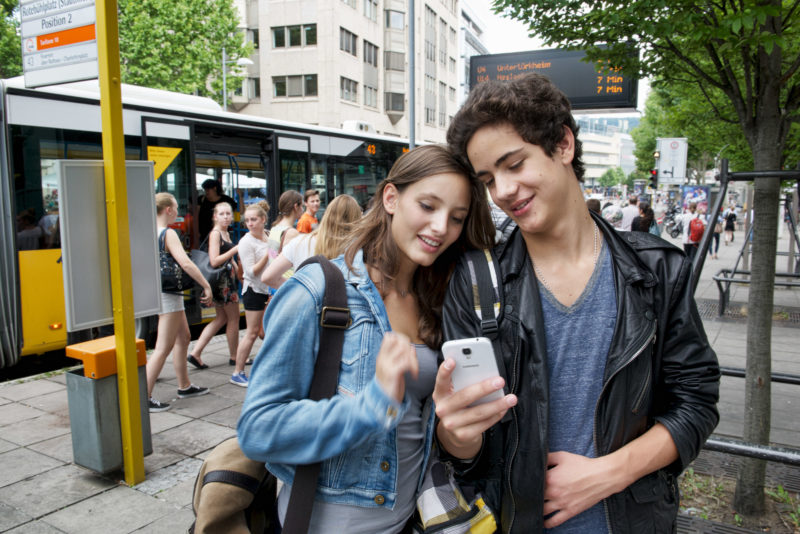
[20,0,98,88]
[656,138,688,185]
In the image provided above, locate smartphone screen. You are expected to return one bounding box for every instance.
[442,337,504,406]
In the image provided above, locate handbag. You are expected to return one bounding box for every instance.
[191,236,231,301]
[159,229,195,293]
[190,255,350,534]
[414,446,498,534]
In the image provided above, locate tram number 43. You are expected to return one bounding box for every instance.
[365,143,376,155]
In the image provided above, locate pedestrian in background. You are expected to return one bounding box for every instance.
[231,200,272,387]
[709,208,723,259]
[723,204,737,244]
[261,193,362,289]
[188,202,240,370]
[238,144,495,533]
[198,179,237,242]
[631,201,655,233]
[147,192,212,412]
[620,195,639,231]
[267,190,303,261]
[682,202,705,259]
[296,189,321,233]
[586,198,601,215]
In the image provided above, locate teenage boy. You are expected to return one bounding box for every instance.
[296,189,320,233]
[433,73,720,533]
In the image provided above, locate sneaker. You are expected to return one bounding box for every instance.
[149,398,171,413]
[230,372,248,387]
[177,384,209,398]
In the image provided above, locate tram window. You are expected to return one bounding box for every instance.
[280,150,307,194]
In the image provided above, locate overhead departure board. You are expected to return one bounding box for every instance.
[469,48,637,110]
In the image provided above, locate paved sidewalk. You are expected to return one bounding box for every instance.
[0,227,798,533]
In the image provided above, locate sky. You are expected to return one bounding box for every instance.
[474,5,649,113]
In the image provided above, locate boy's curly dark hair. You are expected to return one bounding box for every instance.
[447,73,585,182]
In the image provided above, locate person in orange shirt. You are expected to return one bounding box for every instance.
[296,189,320,233]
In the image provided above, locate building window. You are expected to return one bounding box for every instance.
[425,74,436,125]
[342,0,356,7]
[249,28,260,49]
[364,85,378,108]
[450,27,456,43]
[249,77,261,98]
[273,74,318,97]
[364,0,378,21]
[364,40,378,67]
[341,77,358,102]
[439,82,447,127]
[340,28,358,56]
[272,24,316,48]
[385,92,404,111]
[439,18,447,66]
[449,57,456,73]
[304,25,317,45]
[385,10,404,29]
[384,51,404,71]
[449,86,456,102]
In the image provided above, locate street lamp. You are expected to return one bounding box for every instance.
[222,47,254,112]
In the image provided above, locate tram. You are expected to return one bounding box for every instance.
[0,77,409,368]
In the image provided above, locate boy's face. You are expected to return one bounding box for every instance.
[466,122,575,236]
[307,193,321,215]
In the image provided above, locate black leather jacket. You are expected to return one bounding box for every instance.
[441,215,720,534]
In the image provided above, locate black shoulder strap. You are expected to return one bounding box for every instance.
[282,254,350,534]
[464,248,502,340]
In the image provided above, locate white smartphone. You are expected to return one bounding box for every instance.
[442,337,504,406]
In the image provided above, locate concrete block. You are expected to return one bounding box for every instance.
[27,434,74,464]
[0,403,47,426]
[151,420,234,457]
[133,507,195,533]
[4,519,65,533]
[0,502,32,532]
[0,448,64,488]
[0,380,64,402]
[1,413,71,446]
[170,392,237,419]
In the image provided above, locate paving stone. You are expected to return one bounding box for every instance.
[203,403,244,429]
[143,447,186,475]
[0,448,65,488]
[185,369,233,388]
[27,434,74,464]
[170,392,237,419]
[0,464,115,518]
[210,382,248,403]
[152,420,234,457]
[0,380,64,402]
[41,485,175,534]
[4,519,66,533]
[0,502,32,532]
[153,476,196,509]
[0,437,18,454]
[45,373,69,385]
[132,507,194,533]
[148,410,191,434]
[0,396,9,406]
[20,390,70,417]
[1,413,71,446]
[135,457,202,496]
[0,403,47,426]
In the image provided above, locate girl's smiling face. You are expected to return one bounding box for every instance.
[384,172,470,269]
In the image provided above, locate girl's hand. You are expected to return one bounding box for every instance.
[375,332,418,403]
[200,286,213,306]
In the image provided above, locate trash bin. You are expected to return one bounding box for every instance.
[65,336,153,474]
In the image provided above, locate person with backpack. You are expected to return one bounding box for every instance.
[435,73,720,533]
[724,204,738,245]
[237,145,495,533]
[683,202,706,259]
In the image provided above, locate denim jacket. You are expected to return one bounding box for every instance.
[238,251,436,509]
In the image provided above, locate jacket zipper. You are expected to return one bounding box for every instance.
[506,341,520,532]
[631,334,658,415]
[594,320,657,534]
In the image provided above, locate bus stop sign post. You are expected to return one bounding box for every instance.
[95,0,144,486]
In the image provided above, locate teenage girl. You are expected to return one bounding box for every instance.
[230,200,272,387]
[266,190,304,265]
[187,202,240,369]
[147,193,213,412]
[238,145,495,532]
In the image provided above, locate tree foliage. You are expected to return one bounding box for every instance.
[0,0,21,78]
[118,0,250,102]
[493,0,800,516]
[598,166,626,188]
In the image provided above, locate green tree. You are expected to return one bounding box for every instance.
[598,166,625,188]
[118,0,250,104]
[0,0,21,78]
[493,0,800,516]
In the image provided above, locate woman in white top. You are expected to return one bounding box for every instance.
[187,202,240,369]
[261,193,362,289]
[231,200,272,387]
[148,193,212,412]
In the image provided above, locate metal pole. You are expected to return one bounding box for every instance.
[408,0,415,149]
[222,46,227,112]
[691,160,729,293]
[705,436,800,467]
[95,0,144,485]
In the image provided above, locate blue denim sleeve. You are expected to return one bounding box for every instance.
[237,267,408,465]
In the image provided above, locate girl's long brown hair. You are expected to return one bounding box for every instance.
[314,194,362,258]
[344,145,495,348]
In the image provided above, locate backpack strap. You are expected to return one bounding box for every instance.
[202,470,263,494]
[464,249,501,340]
[282,254,349,534]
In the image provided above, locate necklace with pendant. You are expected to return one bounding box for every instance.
[532,223,599,293]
